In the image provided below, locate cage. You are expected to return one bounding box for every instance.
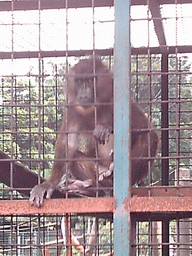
[0,0,192,255]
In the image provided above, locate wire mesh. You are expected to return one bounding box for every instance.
[0,214,113,256]
[0,0,192,255]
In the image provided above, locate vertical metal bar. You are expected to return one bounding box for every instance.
[37,215,41,256]
[65,214,72,256]
[10,0,14,202]
[131,217,136,256]
[65,0,69,199]
[28,77,32,170]
[92,0,99,198]
[175,0,180,187]
[37,0,42,186]
[162,219,169,256]
[37,2,42,256]
[29,216,32,256]
[10,215,13,256]
[161,52,170,256]
[161,52,169,185]
[114,0,130,255]
[176,59,181,186]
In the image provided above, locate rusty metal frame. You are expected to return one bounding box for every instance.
[0,0,191,12]
[1,193,192,220]
[1,46,192,60]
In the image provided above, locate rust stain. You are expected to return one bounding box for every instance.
[130,196,192,213]
[113,198,118,213]
[1,196,192,216]
[0,197,114,215]
[123,196,129,212]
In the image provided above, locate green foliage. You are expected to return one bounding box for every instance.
[0,73,65,180]
[131,54,192,183]
[132,54,192,253]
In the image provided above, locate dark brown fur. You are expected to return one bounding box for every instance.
[29,58,158,207]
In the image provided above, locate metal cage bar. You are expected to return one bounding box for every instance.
[114,0,130,255]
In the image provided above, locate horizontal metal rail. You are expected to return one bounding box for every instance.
[1,191,192,219]
[1,45,192,60]
[0,0,191,12]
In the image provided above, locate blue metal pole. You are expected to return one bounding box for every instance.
[114,0,130,255]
